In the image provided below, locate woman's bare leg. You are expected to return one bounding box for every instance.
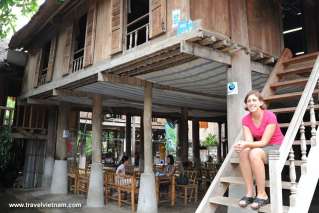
[239,148,254,197]
[249,148,268,200]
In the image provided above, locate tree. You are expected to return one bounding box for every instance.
[0,0,39,39]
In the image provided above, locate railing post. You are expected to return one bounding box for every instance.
[310,97,317,146]
[299,122,307,175]
[289,148,297,206]
[146,24,149,42]
[268,149,283,213]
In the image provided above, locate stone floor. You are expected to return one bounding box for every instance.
[1,188,201,213]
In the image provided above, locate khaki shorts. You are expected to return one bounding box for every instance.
[260,144,280,154]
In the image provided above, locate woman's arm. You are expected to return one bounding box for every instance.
[244,124,276,148]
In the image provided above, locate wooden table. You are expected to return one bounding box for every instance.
[155,175,176,206]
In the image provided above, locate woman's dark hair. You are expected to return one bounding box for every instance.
[167,155,174,165]
[121,156,129,164]
[244,90,267,111]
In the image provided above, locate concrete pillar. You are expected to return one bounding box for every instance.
[126,114,132,158]
[42,107,57,188]
[137,82,157,213]
[50,104,69,194]
[228,1,253,212]
[192,120,201,169]
[87,95,104,207]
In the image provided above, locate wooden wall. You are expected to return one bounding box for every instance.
[190,0,230,37]
[166,0,190,34]
[246,0,282,57]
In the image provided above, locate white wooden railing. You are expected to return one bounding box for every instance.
[269,55,319,213]
[0,106,14,127]
[126,13,149,50]
[72,48,84,73]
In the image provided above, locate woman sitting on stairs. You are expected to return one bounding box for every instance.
[234,90,284,210]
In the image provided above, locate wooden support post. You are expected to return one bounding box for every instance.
[192,120,201,169]
[87,95,104,207]
[137,82,158,213]
[42,107,57,188]
[126,114,132,158]
[132,116,136,165]
[139,114,144,172]
[55,104,69,160]
[217,122,222,163]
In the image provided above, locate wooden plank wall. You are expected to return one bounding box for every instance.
[246,0,281,57]
[190,0,230,37]
[94,0,112,62]
[166,0,190,34]
[21,53,40,95]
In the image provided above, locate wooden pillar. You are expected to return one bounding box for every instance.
[217,122,222,163]
[303,0,319,53]
[228,1,253,212]
[42,107,57,188]
[132,116,136,165]
[50,104,69,194]
[139,114,144,171]
[179,108,188,162]
[137,82,158,213]
[55,104,69,160]
[87,95,104,207]
[192,120,201,169]
[125,113,132,158]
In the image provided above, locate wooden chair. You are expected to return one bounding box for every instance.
[77,170,90,196]
[176,170,198,206]
[156,175,176,206]
[105,171,139,213]
[68,166,79,194]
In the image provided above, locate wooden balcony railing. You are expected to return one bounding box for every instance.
[126,13,149,50]
[72,48,84,73]
[37,67,48,86]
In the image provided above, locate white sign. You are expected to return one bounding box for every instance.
[227,82,238,95]
[63,130,70,138]
[172,9,181,29]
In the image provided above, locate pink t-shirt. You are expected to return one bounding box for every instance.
[242,110,284,145]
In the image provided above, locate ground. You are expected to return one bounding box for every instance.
[0,188,202,213]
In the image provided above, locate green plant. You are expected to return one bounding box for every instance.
[0,126,12,172]
[202,133,218,147]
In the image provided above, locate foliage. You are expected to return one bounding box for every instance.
[0,0,39,39]
[202,133,218,147]
[0,126,13,172]
[77,130,93,157]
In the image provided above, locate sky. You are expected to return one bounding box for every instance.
[5,0,45,41]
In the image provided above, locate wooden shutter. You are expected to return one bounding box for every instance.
[46,37,57,82]
[33,49,42,88]
[83,0,97,67]
[62,24,74,76]
[111,0,123,54]
[150,0,167,38]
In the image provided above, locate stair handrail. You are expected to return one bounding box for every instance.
[277,54,319,171]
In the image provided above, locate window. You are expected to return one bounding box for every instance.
[72,14,87,73]
[37,41,51,86]
[126,0,149,50]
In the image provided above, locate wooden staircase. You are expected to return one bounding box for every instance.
[196,49,319,213]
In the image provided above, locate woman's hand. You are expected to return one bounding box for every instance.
[234,141,248,153]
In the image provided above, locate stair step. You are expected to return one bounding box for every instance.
[279,121,319,128]
[220,176,292,189]
[231,158,303,166]
[282,52,318,66]
[271,105,319,114]
[270,78,308,89]
[264,90,319,102]
[277,64,313,77]
[209,196,289,213]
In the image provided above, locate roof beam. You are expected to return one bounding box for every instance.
[180,41,273,75]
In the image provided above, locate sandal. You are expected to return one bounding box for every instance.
[238,196,254,208]
[250,197,270,210]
